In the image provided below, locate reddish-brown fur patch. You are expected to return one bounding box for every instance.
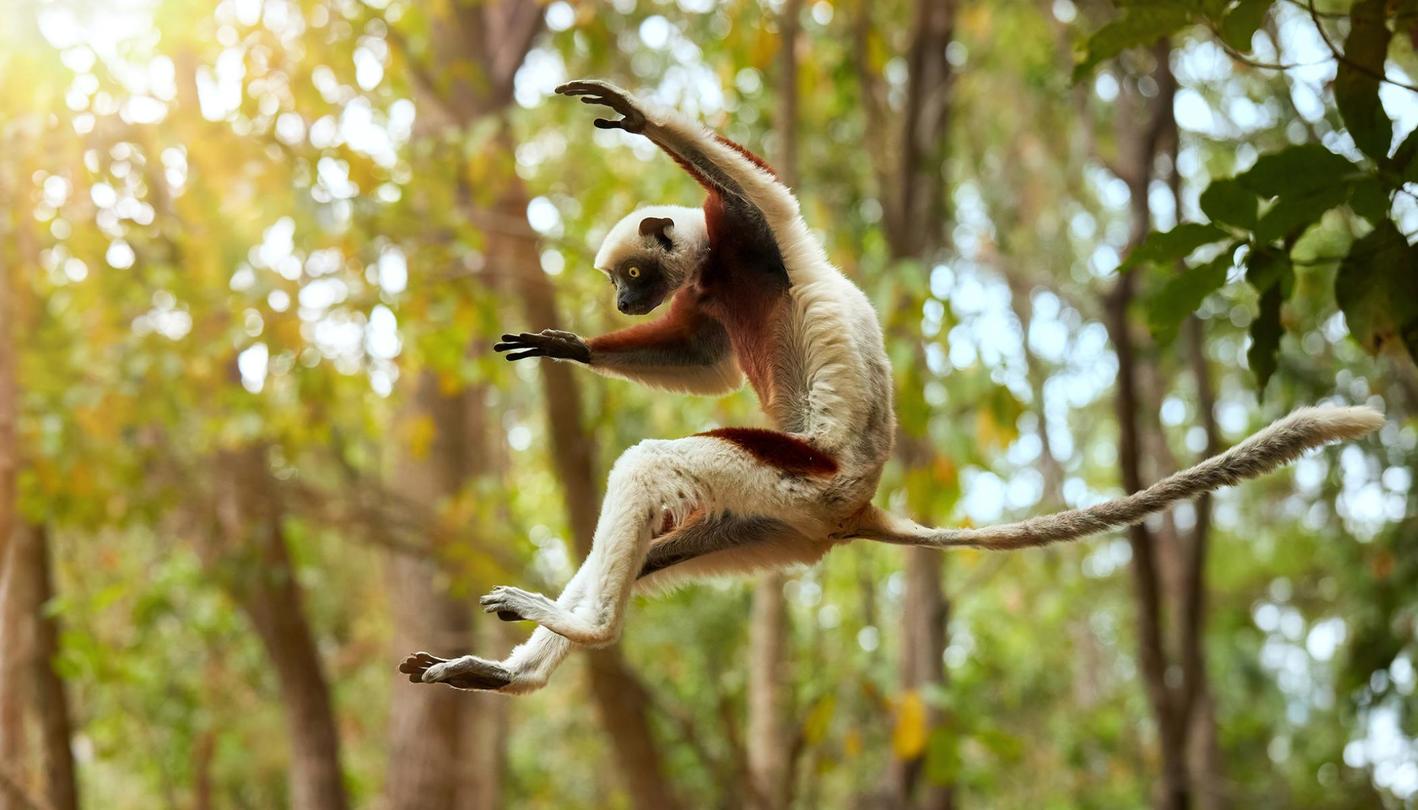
[698,192,789,403]
[587,290,707,353]
[698,427,837,476]
[713,135,778,179]
[605,132,790,407]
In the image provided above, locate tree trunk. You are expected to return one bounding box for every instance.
[491,178,685,810]
[0,166,18,614]
[393,2,680,804]
[1104,41,1200,810]
[860,0,957,806]
[0,529,32,810]
[748,573,791,810]
[211,448,348,810]
[23,525,78,810]
[384,373,500,810]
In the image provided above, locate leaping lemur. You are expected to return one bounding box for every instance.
[399,80,1383,694]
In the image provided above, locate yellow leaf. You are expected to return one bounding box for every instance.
[893,690,929,760]
[932,456,957,487]
[404,414,436,460]
[843,728,863,758]
[802,694,836,746]
[437,371,464,396]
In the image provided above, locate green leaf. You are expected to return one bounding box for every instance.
[1253,182,1350,242]
[923,728,961,786]
[1200,178,1258,229]
[1335,0,1394,163]
[1234,144,1359,197]
[1145,250,1235,345]
[1245,251,1293,392]
[1348,176,1392,223]
[1218,0,1272,52]
[1335,219,1418,361]
[1388,125,1418,182]
[1074,3,1195,81]
[1120,222,1227,272]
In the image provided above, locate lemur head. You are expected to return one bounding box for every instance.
[594,205,708,315]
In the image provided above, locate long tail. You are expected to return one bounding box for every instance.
[852,405,1384,551]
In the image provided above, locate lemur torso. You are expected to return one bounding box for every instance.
[692,191,896,519]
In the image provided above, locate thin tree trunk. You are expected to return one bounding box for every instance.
[384,372,499,810]
[0,532,32,810]
[22,525,77,810]
[0,524,82,810]
[1003,270,1065,507]
[1103,41,1193,810]
[862,1,957,806]
[748,573,791,810]
[492,177,685,810]
[395,3,679,804]
[746,7,801,809]
[211,448,348,810]
[0,168,19,607]
[1182,316,1226,810]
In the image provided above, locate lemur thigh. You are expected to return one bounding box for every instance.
[636,513,829,591]
[480,435,832,647]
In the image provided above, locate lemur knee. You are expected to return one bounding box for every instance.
[607,439,694,503]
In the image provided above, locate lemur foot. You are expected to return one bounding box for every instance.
[479,585,558,623]
[398,651,512,691]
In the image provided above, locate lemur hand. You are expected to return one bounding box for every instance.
[495,330,591,363]
[555,80,647,134]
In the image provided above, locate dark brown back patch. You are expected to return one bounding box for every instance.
[699,427,838,477]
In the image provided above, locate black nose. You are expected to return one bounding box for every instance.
[617,298,630,313]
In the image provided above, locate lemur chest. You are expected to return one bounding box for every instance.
[697,265,791,409]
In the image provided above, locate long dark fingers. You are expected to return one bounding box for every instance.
[502,349,544,362]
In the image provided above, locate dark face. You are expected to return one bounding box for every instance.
[610,257,672,315]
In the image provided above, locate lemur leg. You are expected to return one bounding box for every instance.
[635,512,833,591]
[479,436,833,648]
[402,562,598,693]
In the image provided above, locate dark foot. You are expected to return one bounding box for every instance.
[398,651,513,691]
[479,585,555,623]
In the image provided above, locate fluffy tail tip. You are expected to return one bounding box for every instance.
[1290,405,1384,442]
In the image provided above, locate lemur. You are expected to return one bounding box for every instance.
[398,80,1383,694]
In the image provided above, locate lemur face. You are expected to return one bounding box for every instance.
[610,255,674,315]
[594,207,709,316]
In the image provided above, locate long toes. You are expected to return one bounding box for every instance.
[398,651,445,682]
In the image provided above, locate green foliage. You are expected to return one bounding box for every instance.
[1120,223,1228,272]
[1073,1,1196,80]
[1145,249,1236,345]
[1335,219,1418,360]
[1335,0,1393,163]
[1079,1,1418,384]
[1245,250,1294,391]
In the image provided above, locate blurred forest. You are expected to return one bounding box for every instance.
[1,0,1416,808]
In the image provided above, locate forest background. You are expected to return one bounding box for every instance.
[1,0,1417,808]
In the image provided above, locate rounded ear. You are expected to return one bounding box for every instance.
[638,216,675,250]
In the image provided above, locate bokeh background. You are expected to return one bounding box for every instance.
[1,0,1416,808]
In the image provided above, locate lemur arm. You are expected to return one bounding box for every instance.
[495,295,742,396]
[555,81,802,238]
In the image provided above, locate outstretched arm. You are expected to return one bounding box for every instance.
[555,80,801,234]
[495,297,741,396]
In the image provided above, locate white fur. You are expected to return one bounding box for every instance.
[593,204,708,274]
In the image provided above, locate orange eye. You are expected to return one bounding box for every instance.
[627,266,641,279]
